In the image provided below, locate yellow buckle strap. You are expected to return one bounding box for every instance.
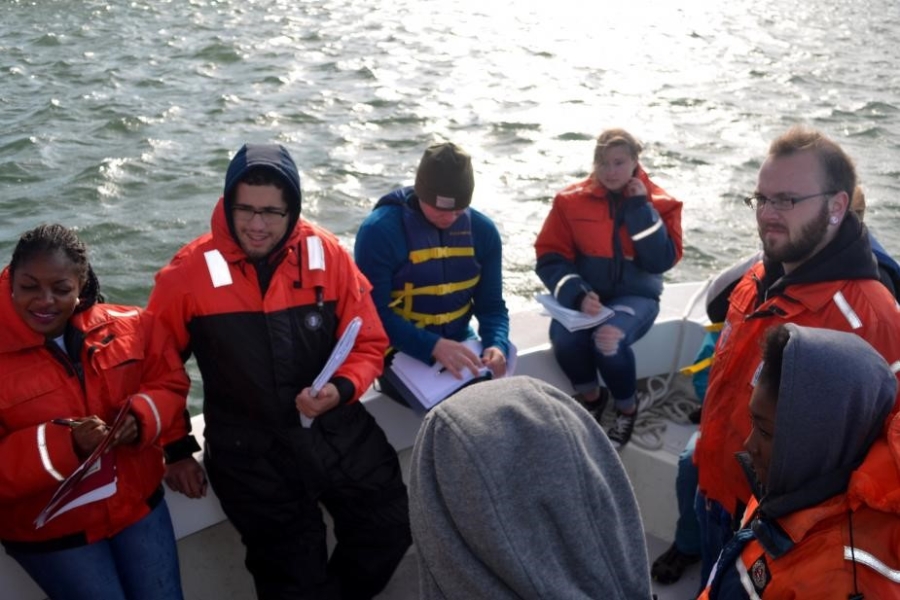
[408,246,475,264]
[389,275,480,300]
[393,301,473,328]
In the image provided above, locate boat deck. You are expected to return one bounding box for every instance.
[172,444,703,600]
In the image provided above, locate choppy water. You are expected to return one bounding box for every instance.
[3,0,900,313]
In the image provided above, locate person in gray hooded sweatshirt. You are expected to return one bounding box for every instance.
[409,375,653,600]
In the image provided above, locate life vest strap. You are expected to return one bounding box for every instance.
[409,246,475,264]
[389,275,480,302]
[681,356,713,376]
[393,301,473,328]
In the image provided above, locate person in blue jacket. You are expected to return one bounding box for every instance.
[354,142,511,407]
[851,185,900,297]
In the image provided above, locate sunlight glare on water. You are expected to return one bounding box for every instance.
[1,0,899,314]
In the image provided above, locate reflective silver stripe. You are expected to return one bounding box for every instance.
[133,394,162,441]
[833,291,862,329]
[105,308,139,318]
[553,274,580,298]
[204,249,233,288]
[37,424,65,482]
[844,546,900,582]
[735,555,764,600]
[631,219,663,241]
[890,361,900,374]
[307,236,325,271]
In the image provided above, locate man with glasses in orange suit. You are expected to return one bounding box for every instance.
[147,143,411,600]
[690,126,900,585]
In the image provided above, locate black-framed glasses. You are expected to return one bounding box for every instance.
[232,204,288,224]
[744,191,837,211]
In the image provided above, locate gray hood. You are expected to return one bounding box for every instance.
[760,324,896,519]
[409,376,652,600]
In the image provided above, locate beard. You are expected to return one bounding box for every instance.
[759,201,830,265]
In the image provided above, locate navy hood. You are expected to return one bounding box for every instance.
[223,143,302,254]
[754,324,895,520]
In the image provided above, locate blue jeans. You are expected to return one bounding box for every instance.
[694,490,735,588]
[674,431,701,556]
[550,295,659,411]
[9,499,184,600]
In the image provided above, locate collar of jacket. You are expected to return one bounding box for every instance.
[0,270,121,354]
[758,215,878,299]
[585,165,655,201]
[753,493,849,558]
[848,415,900,515]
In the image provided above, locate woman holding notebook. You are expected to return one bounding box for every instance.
[535,128,684,450]
[0,224,190,600]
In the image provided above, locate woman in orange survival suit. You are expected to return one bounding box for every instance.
[0,224,190,600]
[534,128,683,449]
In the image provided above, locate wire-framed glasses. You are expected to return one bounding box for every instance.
[232,204,288,224]
[743,191,837,211]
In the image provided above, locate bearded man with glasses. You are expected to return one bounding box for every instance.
[688,126,900,587]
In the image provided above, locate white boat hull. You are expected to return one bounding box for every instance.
[1,281,709,600]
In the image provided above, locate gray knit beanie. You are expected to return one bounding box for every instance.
[414,142,475,211]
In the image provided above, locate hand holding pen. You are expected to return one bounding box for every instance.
[52,413,139,459]
[432,338,482,380]
[580,290,604,316]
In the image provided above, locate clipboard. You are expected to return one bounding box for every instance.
[35,397,134,528]
[301,316,363,427]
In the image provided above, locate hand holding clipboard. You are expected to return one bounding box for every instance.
[298,317,363,428]
[35,397,135,528]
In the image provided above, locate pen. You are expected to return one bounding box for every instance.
[51,418,80,428]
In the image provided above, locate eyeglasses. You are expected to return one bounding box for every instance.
[744,191,837,211]
[232,204,288,224]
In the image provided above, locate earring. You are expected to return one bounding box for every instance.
[830,216,839,224]
[75,298,81,305]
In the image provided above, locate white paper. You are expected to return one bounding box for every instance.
[390,340,491,410]
[534,293,614,332]
[302,316,363,427]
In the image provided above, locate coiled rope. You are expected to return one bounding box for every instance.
[600,278,712,451]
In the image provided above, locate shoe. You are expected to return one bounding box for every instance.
[651,543,700,584]
[688,406,702,424]
[574,388,609,424]
[607,407,637,450]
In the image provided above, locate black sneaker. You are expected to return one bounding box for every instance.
[574,388,609,424]
[651,543,700,584]
[607,408,637,450]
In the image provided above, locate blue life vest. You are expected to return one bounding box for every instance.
[375,187,480,340]
[871,235,900,301]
